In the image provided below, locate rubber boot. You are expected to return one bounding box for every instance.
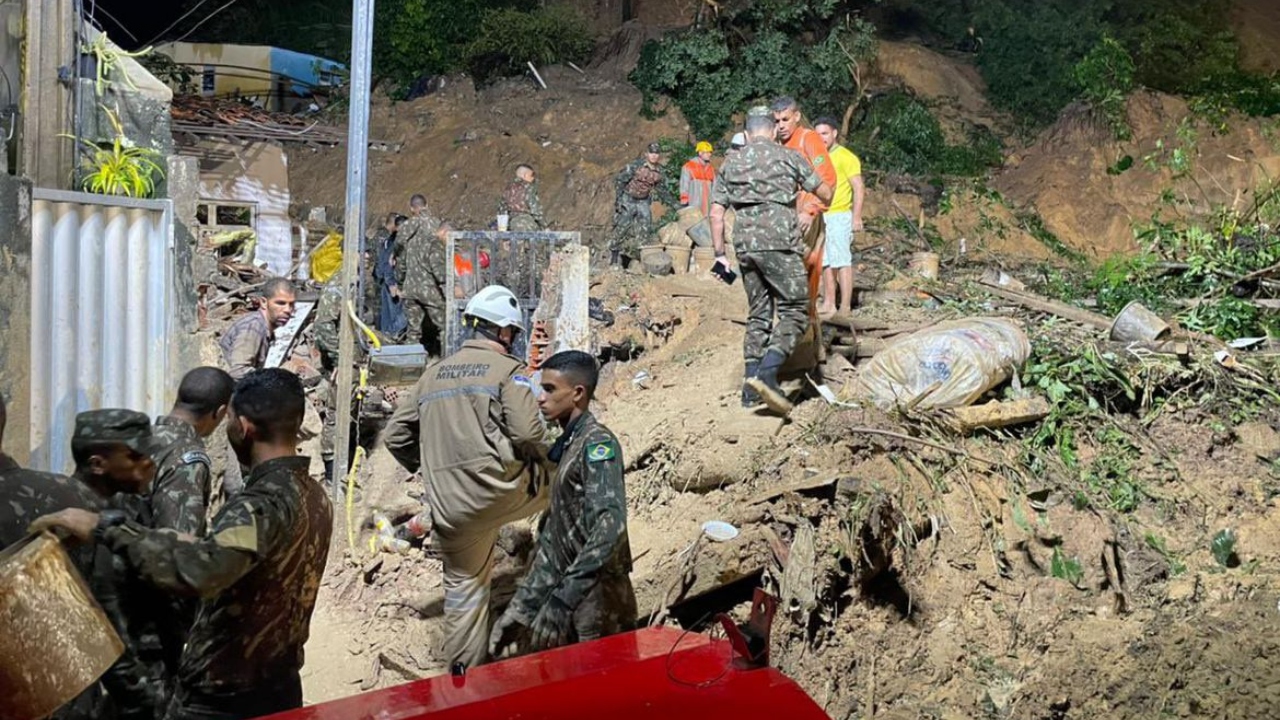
[741,360,761,407]
[746,349,794,416]
[323,457,334,487]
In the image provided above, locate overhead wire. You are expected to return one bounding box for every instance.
[141,0,213,47]
[170,0,242,45]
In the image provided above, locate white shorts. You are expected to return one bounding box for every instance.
[822,210,853,268]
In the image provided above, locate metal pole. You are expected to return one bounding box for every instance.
[334,0,375,504]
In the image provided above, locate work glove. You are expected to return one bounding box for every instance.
[529,596,573,651]
[488,607,528,660]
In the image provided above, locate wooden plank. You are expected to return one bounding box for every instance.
[977,281,1112,328]
[941,397,1050,433]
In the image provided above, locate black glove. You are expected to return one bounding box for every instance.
[488,608,527,659]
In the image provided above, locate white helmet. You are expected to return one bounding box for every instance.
[464,285,523,330]
[730,132,747,148]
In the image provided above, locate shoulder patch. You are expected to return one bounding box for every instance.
[181,450,211,466]
[813,155,826,165]
[512,375,532,388]
[586,442,616,463]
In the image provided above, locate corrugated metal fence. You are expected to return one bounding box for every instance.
[29,188,176,474]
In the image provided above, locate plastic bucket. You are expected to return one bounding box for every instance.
[666,244,692,274]
[691,247,717,275]
[908,252,940,281]
[1109,301,1171,342]
[685,217,713,247]
[657,222,684,247]
[676,206,705,231]
[639,244,666,265]
[0,533,125,720]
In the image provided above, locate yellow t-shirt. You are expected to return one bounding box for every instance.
[827,145,862,213]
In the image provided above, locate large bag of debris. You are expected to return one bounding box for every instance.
[855,317,1030,411]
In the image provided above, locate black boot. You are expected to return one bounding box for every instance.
[323,458,334,486]
[742,360,761,407]
[746,349,794,416]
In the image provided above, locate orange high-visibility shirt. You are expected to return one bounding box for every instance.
[784,127,836,215]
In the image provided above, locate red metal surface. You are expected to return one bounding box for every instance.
[266,627,829,720]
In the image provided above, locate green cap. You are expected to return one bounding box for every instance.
[72,409,160,455]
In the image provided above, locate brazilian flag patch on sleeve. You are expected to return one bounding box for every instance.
[586,442,616,463]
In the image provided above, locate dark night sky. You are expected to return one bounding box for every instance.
[88,0,241,50]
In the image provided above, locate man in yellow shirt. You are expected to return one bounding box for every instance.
[814,117,866,316]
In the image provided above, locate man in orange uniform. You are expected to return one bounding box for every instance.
[679,141,717,217]
[771,96,838,340]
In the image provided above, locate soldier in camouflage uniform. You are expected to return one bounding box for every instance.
[217,277,296,500]
[392,194,447,356]
[490,351,635,658]
[312,274,366,487]
[499,164,546,231]
[3,405,164,720]
[33,369,333,720]
[710,109,832,415]
[609,142,668,266]
[131,367,235,685]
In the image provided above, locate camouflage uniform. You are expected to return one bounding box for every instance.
[610,158,665,258]
[499,178,545,231]
[504,411,635,646]
[217,310,272,498]
[99,455,333,720]
[133,416,214,683]
[394,210,447,354]
[711,139,822,364]
[313,278,345,464]
[1,410,167,720]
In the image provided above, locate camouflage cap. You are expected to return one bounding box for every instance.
[646,142,661,153]
[72,409,161,454]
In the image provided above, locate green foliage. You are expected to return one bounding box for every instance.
[1211,528,1240,568]
[1073,36,1136,140]
[847,92,1002,178]
[66,108,164,199]
[630,9,876,140]
[1050,546,1084,586]
[463,6,594,85]
[1144,532,1187,576]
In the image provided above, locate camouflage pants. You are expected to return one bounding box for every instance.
[403,292,445,355]
[319,372,336,460]
[508,214,540,232]
[739,249,810,363]
[610,195,653,258]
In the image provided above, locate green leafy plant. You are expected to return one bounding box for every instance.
[464,6,594,85]
[1073,36,1136,139]
[1050,546,1084,586]
[1143,532,1187,576]
[1211,529,1240,568]
[66,107,164,198]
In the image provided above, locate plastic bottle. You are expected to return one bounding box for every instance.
[370,533,412,555]
[371,513,393,535]
[394,512,432,541]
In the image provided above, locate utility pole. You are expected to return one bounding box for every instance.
[334,0,375,504]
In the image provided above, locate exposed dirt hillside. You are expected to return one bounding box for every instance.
[289,65,690,251]
[1232,0,1280,75]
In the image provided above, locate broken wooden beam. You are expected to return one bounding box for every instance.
[976,281,1112,329]
[940,397,1050,433]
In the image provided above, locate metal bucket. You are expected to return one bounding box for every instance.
[1109,301,1171,342]
[0,533,124,720]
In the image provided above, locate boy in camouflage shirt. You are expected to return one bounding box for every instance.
[489,350,636,657]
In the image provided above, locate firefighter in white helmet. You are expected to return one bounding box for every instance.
[385,285,551,670]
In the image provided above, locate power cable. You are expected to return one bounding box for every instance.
[141,0,213,47]
[170,0,242,45]
[89,4,141,44]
